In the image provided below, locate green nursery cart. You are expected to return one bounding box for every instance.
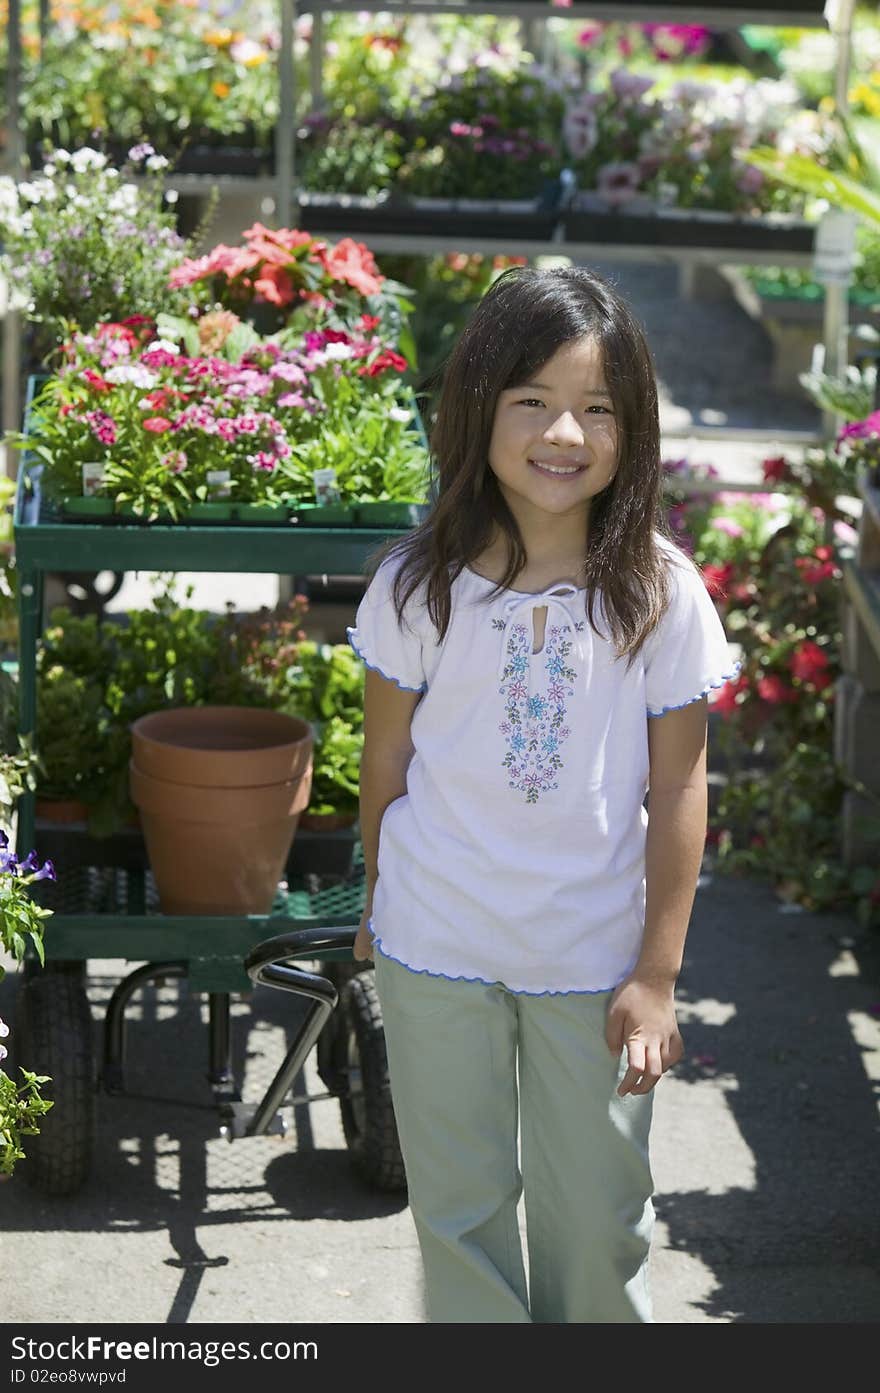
[10,440,409,1198]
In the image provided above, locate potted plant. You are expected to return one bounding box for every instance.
[561,70,828,252]
[0,146,204,376]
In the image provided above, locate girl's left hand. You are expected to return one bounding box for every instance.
[604,975,685,1096]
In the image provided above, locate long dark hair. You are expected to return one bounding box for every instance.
[371,264,682,667]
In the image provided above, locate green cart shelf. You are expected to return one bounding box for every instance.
[10,415,413,1199]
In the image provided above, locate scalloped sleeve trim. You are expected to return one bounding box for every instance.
[347,628,427,694]
[646,659,743,717]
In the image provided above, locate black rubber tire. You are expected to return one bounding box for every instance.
[13,970,96,1195]
[338,972,406,1192]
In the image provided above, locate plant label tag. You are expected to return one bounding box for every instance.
[313,468,340,505]
[814,209,857,286]
[206,469,231,499]
[82,462,106,497]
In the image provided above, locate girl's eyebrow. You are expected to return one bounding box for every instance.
[511,381,612,398]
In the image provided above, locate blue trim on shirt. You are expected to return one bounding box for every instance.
[646,660,743,718]
[370,932,625,998]
[346,628,427,694]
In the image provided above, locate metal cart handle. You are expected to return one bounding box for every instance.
[240,926,358,1138]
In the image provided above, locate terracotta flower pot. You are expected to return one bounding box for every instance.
[129,706,313,915]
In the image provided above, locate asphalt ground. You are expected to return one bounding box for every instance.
[1,857,879,1327]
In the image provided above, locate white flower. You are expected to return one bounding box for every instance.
[71,147,108,173]
[145,339,180,356]
[145,155,170,173]
[230,37,264,65]
[16,182,42,204]
[53,148,71,164]
[323,341,355,361]
[388,407,412,424]
[106,364,159,388]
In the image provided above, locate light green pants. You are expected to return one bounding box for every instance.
[373,948,655,1324]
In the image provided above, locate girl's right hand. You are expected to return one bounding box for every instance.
[353,908,375,962]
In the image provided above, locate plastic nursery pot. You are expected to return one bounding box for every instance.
[61,497,115,520]
[113,501,176,525]
[291,502,357,526]
[286,815,358,879]
[233,502,290,525]
[356,501,425,527]
[129,706,314,916]
[185,501,234,524]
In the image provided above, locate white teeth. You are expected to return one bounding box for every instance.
[530,461,582,475]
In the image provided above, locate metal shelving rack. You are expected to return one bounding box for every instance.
[1,0,856,445]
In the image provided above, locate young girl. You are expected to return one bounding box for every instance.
[346,265,740,1324]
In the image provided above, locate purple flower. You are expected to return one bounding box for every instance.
[0,849,20,873]
[597,162,644,207]
[31,859,56,883]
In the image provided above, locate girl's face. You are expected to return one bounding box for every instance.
[487,336,618,528]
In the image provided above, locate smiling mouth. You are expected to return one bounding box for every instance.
[528,459,587,478]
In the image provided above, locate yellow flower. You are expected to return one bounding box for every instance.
[204,27,234,47]
[850,82,880,117]
[242,52,268,68]
[212,81,231,99]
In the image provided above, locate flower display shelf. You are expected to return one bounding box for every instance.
[12,412,413,1196]
[296,181,566,241]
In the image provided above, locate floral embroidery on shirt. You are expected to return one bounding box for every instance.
[499,622,577,803]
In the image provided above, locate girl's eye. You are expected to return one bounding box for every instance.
[517,398,544,408]
[587,404,612,414]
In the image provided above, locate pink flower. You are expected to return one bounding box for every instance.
[214,418,238,442]
[235,414,263,434]
[141,348,179,369]
[277,391,307,409]
[837,410,880,443]
[142,416,172,433]
[596,161,643,207]
[161,450,187,473]
[84,410,117,446]
[250,451,277,471]
[710,516,744,538]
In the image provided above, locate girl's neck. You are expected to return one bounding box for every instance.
[475,523,590,591]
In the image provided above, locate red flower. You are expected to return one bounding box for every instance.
[358,349,409,378]
[789,640,832,688]
[757,673,797,704]
[762,455,789,483]
[794,556,836,584]
[701,562,735,600]
[142,390,170,411]
[142,416,172,433]
[254,264,295,307]
[360,313,381,331]
[711,673,749,716]
[318,238,384,297]
[83,369,112,392]
[813,545,834,562]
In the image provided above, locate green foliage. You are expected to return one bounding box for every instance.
[33,583,366,829]
[674,481,880,926]
[0,842,55,1176]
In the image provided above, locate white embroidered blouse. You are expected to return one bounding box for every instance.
[347,533,741,995]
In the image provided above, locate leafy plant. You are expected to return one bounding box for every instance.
[0,830,56,1176]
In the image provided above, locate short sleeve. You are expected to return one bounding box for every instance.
[644,552,741,717]
[347,556,427,693]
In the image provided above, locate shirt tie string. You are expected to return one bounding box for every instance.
[496,582,588,687]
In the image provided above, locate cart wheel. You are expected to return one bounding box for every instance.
[338,972,406,1193]
[13,970,96,1195]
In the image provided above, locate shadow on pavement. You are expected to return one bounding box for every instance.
[654,869,880,1323]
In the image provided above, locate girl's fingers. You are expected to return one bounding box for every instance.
[617,1038,646,1096]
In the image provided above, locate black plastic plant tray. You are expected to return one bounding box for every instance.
[561,206,815,254]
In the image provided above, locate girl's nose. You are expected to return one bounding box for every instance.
[543,411,585,446]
